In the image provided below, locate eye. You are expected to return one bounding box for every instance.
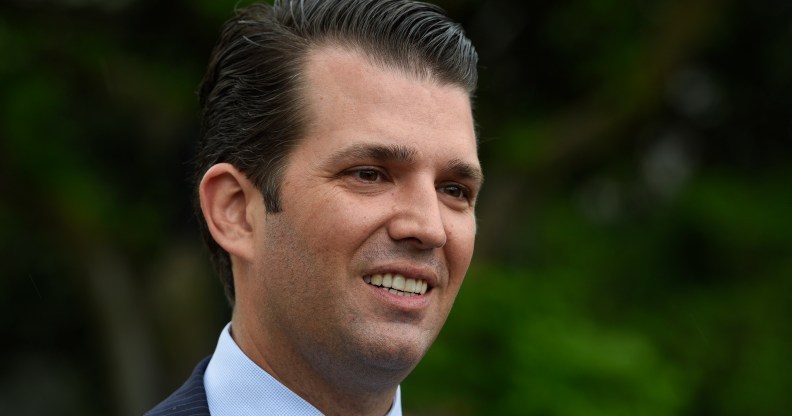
[347,168,384,182]
[438,184,471,201]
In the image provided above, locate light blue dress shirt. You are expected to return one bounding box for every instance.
[204,323,402,416]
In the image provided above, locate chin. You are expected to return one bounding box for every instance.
[355,331,433,373]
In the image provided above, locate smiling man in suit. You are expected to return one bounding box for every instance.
[145,1,481,415]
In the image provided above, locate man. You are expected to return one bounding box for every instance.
[146,0,482,415]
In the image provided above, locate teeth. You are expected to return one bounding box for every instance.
[382,273,392,288]
[371,274,383,286]
[392,275,405,291]
[365,272,428,295]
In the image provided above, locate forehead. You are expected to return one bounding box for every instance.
[302,43,472,100]
[296,46,478,163]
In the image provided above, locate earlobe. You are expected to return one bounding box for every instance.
[199,163,260,262]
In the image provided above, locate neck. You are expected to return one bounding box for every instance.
[231,314,402,416]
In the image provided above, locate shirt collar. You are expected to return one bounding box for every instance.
[204,323,402,416]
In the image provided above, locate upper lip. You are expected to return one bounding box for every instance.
[363,263,440,289]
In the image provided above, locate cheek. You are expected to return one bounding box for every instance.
[295,195,386,253]
[445,215,477,271]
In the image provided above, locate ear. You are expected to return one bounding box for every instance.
[198,163,262,263]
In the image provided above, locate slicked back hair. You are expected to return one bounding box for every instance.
[196,0,479,306]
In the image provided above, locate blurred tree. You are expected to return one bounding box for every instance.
[1,0,789,415]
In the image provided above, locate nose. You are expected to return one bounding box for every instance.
[387,181,447,250]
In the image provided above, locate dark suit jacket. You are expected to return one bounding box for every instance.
[145,357,212,416]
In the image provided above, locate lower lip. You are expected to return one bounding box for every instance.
[365,281,431,311]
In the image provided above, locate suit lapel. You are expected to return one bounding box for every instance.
[145,357,212,416]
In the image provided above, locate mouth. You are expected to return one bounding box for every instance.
[364,273,429,297]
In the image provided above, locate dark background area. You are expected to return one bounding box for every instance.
[1,0,790,415]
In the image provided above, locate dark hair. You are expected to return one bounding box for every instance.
[195,0,478,306]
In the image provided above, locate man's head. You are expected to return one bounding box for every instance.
[195,0,478,305]
[196,0,481,411]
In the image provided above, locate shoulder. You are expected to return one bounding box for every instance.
[144,357,212,416]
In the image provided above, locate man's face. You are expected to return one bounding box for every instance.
[242,47,481,380]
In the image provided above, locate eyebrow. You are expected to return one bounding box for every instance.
[325,142,483,185]
[447,158,484,187]
[325,143,418,166]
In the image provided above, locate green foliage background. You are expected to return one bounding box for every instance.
[1,0,790,415]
